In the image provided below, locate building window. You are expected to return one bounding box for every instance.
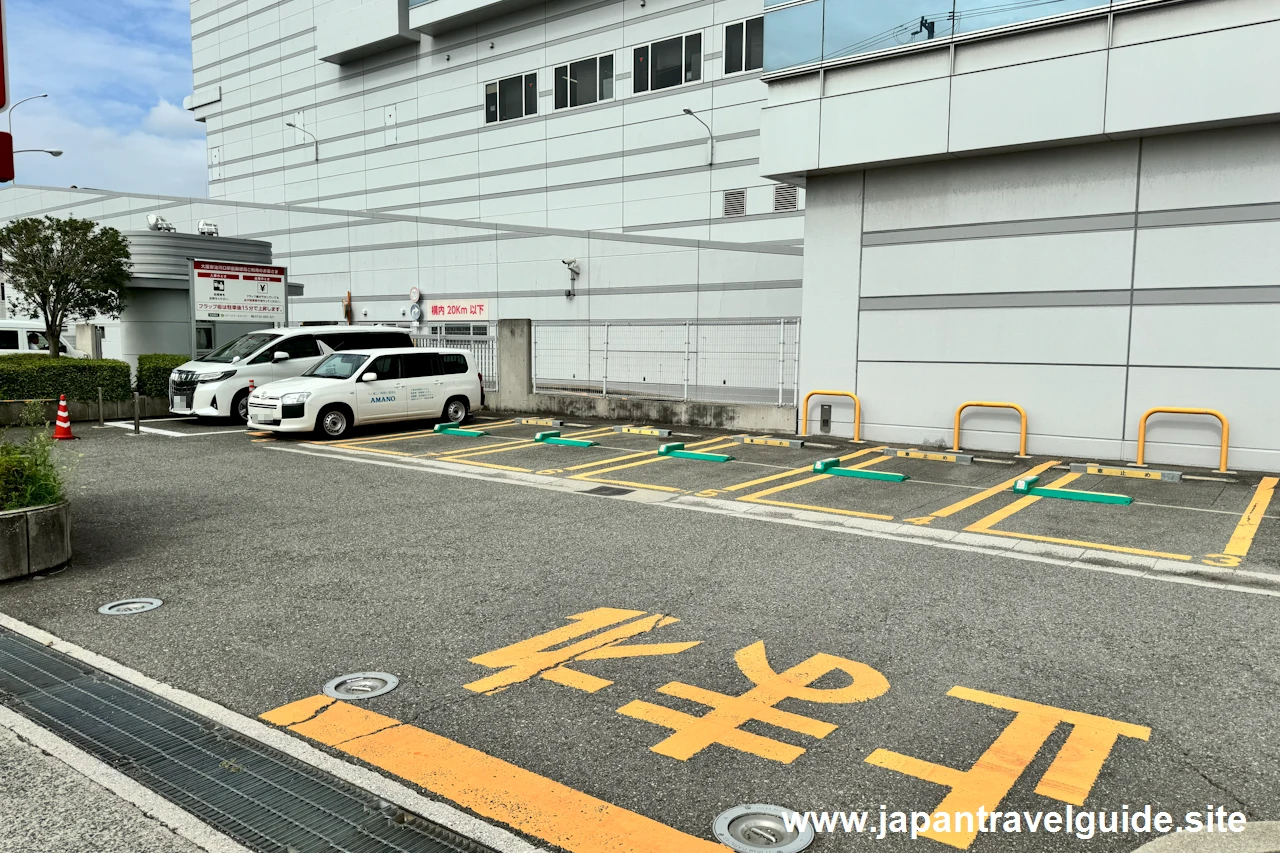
[724,17,764,74]
[632,32,701,93]
[485,73,538,123]
[724,189,746,217]
[555,53,614,110]
[773,184,798,212]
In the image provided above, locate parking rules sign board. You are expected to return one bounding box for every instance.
[192,260,287,322]
[427,299,488,320]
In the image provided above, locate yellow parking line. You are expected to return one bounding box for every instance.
[1224,476,1278,557]
[927,460,1063,519]
[966,473,1193,561]
[723,447,887,492]
[344,419,518,446]
[332,443,415,457]
[735,455,897,520]
[261,697,723,853]
[569,438,739,481]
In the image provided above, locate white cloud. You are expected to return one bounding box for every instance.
[143,99,206,138]
[2,0,207,198]
[10,110,207,198]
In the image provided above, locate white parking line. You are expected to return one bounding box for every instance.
[104,422,246,437]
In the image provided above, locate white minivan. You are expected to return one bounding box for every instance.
[169,325,415,423]
[247,347,483,439]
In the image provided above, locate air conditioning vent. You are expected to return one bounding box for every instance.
[723,188,746,217]
[773,184,798,212]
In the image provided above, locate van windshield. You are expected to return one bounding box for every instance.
[203,333,281,364]
[304,353,369,379]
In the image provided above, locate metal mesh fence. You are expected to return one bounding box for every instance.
[532,320,800,406]
[413,335,498,391]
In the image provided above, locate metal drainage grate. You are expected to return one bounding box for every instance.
[714,804,814,853]
[0,627,495,853]
[324,672,399,700]
[98,598,163,615]
[584,486,634,497]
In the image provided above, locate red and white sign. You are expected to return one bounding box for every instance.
[426,299,488,320]
[192,259,288,323]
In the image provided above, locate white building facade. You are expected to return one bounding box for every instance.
[761,0,1280,471]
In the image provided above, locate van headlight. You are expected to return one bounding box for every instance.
[196,370,237,383]
[280,391,311,405]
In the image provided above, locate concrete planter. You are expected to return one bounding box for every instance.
[0,502,72,581]
[0,396,169,426]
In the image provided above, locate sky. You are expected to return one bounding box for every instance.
[3,0,207,197]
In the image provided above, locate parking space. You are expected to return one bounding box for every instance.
[111,409,1280,572]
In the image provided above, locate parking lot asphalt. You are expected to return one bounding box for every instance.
[1,415,1278,852]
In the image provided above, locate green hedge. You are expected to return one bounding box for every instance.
[0,354,132,403]
[137,353,190,398]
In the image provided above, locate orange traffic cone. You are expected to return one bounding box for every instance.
[53,395,77,441]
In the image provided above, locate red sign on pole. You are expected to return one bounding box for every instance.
[0,132,12,183]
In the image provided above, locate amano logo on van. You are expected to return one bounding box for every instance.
[369,395,397,403]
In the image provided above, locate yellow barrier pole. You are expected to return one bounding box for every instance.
[953,401,1029,458]
[1134,407,1230,473]
[800,390,861,442]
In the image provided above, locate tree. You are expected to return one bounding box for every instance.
[0,216,132,357]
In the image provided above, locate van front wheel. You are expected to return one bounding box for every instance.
[231,390,250,424]
[443,397,469,424]
[316,405,353,439]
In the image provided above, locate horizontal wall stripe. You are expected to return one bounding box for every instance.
[366,156,761,214]
[291,279,802,303]
[862,213,1135,246]
[861,290,1132,310]
[859,359,1280,372]
[864,201,1280,248]
[213,120,757,187]
[622,207,802,233]
[4,184,802,255]
[193,30,316,75]
[859,285,1280,312]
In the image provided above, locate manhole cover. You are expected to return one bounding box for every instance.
[713,805,813,853]
[98,598,163,616]
[323,672,399,700]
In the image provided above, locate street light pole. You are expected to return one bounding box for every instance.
[14,149,63,157]
[8,94,49,137]
[285,122,318,162]
[682,108,714,165]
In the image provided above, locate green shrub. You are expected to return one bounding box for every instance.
[0,354,132,402]
[0,406,65,510]
[137,353,190,398]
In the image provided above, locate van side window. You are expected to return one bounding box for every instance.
[368,354,403,380]
[440,353,469,375]
[278,335,320,358]
[0,330,18,350]
[363,331,413,348]
[403,352,442,378]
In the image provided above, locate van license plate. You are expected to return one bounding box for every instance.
[174,396,188,409]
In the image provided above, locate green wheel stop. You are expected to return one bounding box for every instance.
[813,457,908,482]
[434,422,487,437]
[533,430,597,448]
[657,442,734,463]
[1012,476,1133,505]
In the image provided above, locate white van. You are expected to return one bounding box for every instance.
[169,325,415,423]
[0,320,89,358]
[247,347,483,439]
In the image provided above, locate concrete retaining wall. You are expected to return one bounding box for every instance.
[489,319,796,432]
